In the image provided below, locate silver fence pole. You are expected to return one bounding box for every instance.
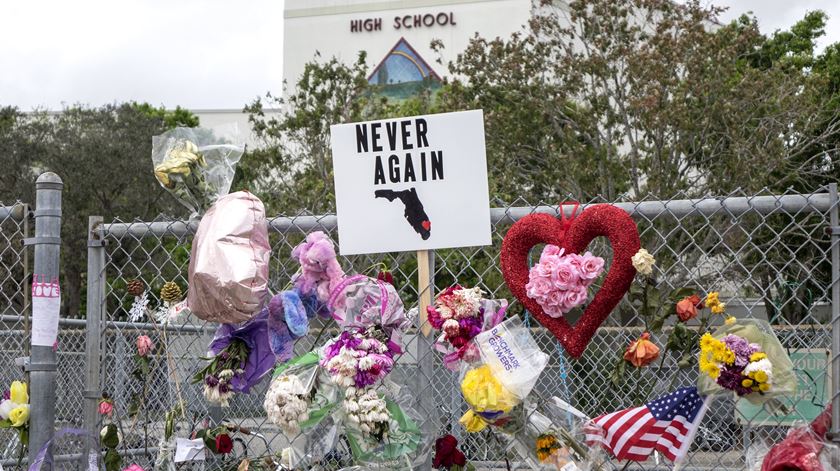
[829,183,840,438]
[82,216,105,468]
[28,172,63,469]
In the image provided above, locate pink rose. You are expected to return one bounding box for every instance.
[550,259,579,290]
[123,465,146,471]
[98,400,114,416]
[578,252,605,282]
[540,244,563,261]
[136,335,154,357]
[564,285,589,310]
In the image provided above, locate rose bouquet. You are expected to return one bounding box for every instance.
[427,285,508,370]
[697,319,795,402]
[525,245,605,318]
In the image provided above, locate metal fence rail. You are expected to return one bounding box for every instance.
[76,186,839,470]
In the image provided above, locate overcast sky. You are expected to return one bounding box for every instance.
[2,0,838,111]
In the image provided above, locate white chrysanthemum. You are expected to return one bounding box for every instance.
[743,358,773,384]
[264,374,310,436]
[342,387,390,439]
[452,287,484,318]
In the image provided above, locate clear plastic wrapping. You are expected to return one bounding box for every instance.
[152,125,244,216]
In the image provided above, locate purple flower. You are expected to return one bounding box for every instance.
[3,390,10,401]
[723,334,760,369]
[204,375,219,387]
[716,367,753,396]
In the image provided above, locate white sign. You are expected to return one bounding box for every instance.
[330,110,491,255]
[31,275,60,347]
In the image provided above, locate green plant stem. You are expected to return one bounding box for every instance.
[15,432,24,470]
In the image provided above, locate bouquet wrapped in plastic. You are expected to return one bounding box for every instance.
[152,126,244,217]
[427,285,508,370]
[698,318,796,403]
[458,316,549,433]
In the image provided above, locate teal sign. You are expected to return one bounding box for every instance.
[736,349,830,426]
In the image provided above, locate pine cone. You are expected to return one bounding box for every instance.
[126,279,145,297]
[160,281,182,303]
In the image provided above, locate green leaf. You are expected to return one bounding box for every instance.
[104,448,122,471]
[668,287,697,303]
[299,402,338,429]
[102,424,120,448]
[0,419,12,429]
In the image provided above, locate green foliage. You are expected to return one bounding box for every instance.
[130,102,200,129]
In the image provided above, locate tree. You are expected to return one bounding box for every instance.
[0,103,199,318]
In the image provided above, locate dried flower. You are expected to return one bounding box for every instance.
[624,332,660,367]
[631,249,656,276]
[264,374,310,436]
[675,294,702,322]
[136,335,154,357]
[343,387,390,440]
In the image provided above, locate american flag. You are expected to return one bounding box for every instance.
[584,387,708,462]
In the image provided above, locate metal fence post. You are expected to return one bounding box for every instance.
[83,216,105,468]
[28,172,63,469]
[829,183,840,439]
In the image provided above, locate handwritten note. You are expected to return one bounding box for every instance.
[31,275,60,346]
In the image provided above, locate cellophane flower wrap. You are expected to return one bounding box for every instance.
[151,125,244,217]
[697,318,795,403]
[279,275,425,467]
[459,316,549,432]
[193,307,274,406]
[525,245,605,318]
[427,285,508,370]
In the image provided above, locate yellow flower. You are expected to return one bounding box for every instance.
[459,409,487,433]
[9,404,29,427]
[460,365,516,414]
[725,316,737,325]
[759,383,771,392]
[536,434,561,462]
[742,379,753,388]
[10,381,28,405]
[705,292,720,306]
[754,371,768,383]
[750,352,767,362]
[711,303,726,314]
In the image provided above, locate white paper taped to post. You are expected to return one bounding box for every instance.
[31,275,60,347]
[330,110,492,255]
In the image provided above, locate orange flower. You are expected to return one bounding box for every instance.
[675,294,702,322]
[624,332,660,367]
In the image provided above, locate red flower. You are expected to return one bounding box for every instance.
[433,434,467,469]
[215,433,233,454]
[377,270,394,285]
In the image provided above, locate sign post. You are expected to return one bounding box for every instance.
[330,109,491,328]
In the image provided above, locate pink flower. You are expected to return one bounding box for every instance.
[549,259,579,290]
[98,400,114,416]
[136,335,154,357]
[122,465,145,471]
[442,319,460,337]
[540,244,563,260]
[578,252,605,282]
[564,285,589,309]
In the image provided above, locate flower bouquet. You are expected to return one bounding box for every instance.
[0,381,29,466]
[427,285,508,370]
[152,126,244,216]
[191,305,274,406]
[458,316,549,433]
[697,318,796,403]
[525,245,605,318]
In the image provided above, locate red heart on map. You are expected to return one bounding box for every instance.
[500,204,640,358]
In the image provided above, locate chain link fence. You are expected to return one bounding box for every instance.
[71,185,840,470]
[0,203,30,466]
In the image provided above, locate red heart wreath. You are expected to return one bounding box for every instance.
[500,204,640,358]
